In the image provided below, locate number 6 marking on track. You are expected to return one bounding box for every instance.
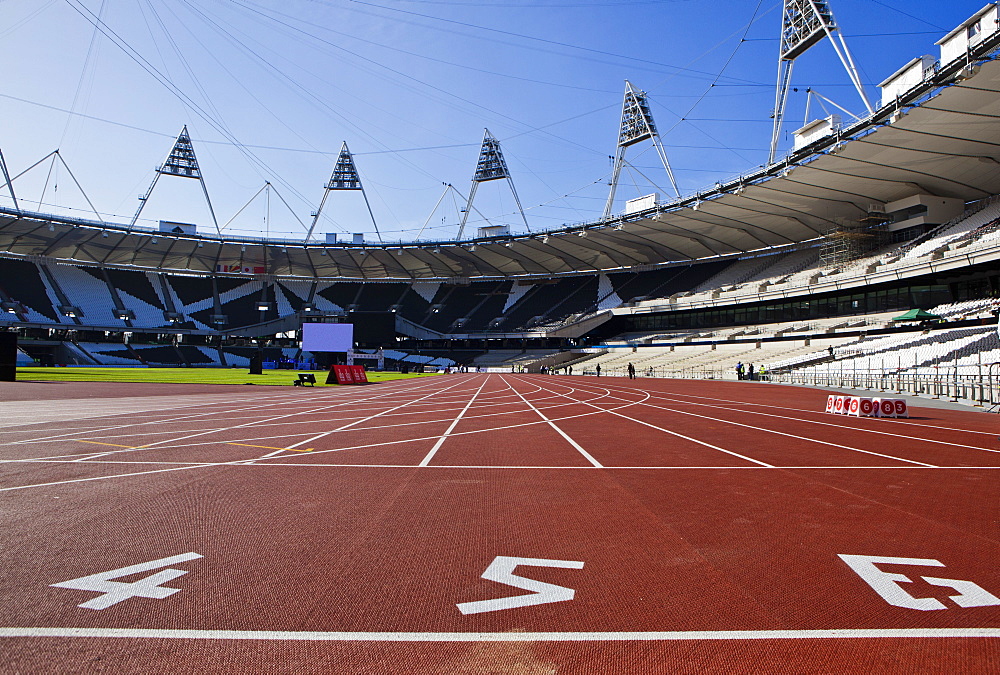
[456,556,584,615]
[839,554,1000,611]
[51,552,203,610]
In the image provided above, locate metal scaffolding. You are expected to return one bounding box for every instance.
[819,212,888,267]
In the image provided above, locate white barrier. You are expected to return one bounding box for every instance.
[874,398,896,418]
[858,398,876,417]
[847,396,876,417]
[826,395,907,418]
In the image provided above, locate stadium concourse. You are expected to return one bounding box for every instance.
[0,373,998,673]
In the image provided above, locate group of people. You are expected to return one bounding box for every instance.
[599,362,648,378]
[735,361,767,381]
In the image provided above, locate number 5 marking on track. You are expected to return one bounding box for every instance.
[839,554,1000,611]
[456,556,584,615]
[51,552,203,610]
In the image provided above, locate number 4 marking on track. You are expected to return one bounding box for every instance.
[839,554,1000,611]
[456,556,584,615]
[51,552,203,610]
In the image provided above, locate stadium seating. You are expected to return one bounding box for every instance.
[4,193,1000,375]
[0,258,61,323]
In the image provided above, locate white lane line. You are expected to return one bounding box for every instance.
[545,378,935,468]
[1,627,996,641]
[640,390,1000,457]
[14,376,459,464]
[275,376,477,458]
[70,452,118,463]
[518,376,771,468]
[0,394,281,428]
[8,392,620,456]
[0,462,224,492]
[633,400,937,467]
[8,382,603,452]
[9,459,998,470]
[640,388,1000,438]
[137,376,463,455]
[0,375,441,449]
[0,393,655,489]
[418,375,493,467]
[0,404,629,473]
[9,376,848,489]
[500,375,603,468]
[258,449,291,459]
[0,397,339,454]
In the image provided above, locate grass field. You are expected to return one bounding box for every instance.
[15,367,437,386]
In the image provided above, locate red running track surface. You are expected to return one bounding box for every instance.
[0,374,998,673]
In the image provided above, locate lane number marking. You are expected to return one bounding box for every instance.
[51,552,203,610]
[456,556,584,615]
[839,554,1000,611]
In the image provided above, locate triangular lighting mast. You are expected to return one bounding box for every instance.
[768,0,873,164]
[0,146,20,213]
[456,129,530,240]
[128,126,221,234]
[306,142,381,243]
[604,80,680,220]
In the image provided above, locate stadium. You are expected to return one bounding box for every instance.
[1,1,1000,672]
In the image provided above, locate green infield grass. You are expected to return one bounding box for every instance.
[15,367,437,386]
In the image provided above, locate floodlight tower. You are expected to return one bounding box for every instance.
[769,0,873,164]
[0,147,19,213]
[604,81,680,221]
[128,126,221,234]
[306,142,381,243]
[456,129,529,240]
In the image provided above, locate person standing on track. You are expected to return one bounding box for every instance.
[736,362,744,380]
[748,363,756,381]
[596,364,601,377]
[627,362,635,379]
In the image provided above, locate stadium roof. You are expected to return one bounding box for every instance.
[2,30,1000,280]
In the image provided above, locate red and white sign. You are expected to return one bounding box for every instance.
[858,398,876,417]
[826,395,907,418]
[893,399,908,418]
[847,397,860,416]
[329,364,368,385]
[875,398,896,418]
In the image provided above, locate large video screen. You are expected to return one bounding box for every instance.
[301,323,353,352]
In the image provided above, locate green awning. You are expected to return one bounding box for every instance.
[891,308,942,322]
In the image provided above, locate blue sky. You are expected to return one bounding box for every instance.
[0,0,982,242]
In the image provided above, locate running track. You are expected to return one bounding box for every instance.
[0,374,998,673]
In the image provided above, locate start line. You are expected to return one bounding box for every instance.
[2,627,999,642]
